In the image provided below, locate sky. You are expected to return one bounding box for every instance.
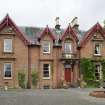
[0,0,105,30]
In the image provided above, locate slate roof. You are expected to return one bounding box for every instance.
[19,26,43,41]
[19,26,85,42]
[19,26,65,42]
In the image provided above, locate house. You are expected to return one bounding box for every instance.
[80,23,105,82]
[0,14,30,88]
[0,14,105,89]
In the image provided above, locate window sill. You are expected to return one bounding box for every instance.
[43,77,50,80]
[3,77,12,80]
[43,52,51,54]
[94,54,102,57]
[3,52,14,54]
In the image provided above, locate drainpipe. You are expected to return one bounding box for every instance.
[78,46,81,79]
[27,45,31,89]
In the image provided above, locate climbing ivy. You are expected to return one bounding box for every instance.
[101,59,105,81]
[80,58,95,82]
[80,58,105,87]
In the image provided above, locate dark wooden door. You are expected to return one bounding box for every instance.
[65,68,71,82]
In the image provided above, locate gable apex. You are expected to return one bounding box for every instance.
[80,23,105,47]
[0,14,31,45]
[61,24,78,41]
[38,25,56,40]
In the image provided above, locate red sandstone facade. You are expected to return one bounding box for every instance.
[0,15,105,89]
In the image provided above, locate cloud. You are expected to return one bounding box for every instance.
[0,0,105,30]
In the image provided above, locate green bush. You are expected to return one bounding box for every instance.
[18,72,25,88]
[80,58,105,88]
[31,72,38,87]
[101,59,105,81]
[85,80,100,88]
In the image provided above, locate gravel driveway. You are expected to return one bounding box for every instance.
[0,88,105,105]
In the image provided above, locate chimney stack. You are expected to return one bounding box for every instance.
[70,17,79,33]
[55,17,61,30]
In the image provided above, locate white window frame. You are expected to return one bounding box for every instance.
[95,64,102,81]
[4,39,12,53]
[94,43,101,56]
[4,63,12,79]
[42,41,51,54]
[43,64,51,79]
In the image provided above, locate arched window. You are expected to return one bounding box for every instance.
[64,39,72,53]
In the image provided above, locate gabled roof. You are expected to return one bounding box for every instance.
[0,14,31,45]
[38,25,56,40]
[80,23,105,47]
[61,24,78,41]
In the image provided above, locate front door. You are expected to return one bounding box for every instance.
[65,68,71,82]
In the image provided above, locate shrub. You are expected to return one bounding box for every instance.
[31,72,38,87]
[86,80,100,88]
[18,72,25,88]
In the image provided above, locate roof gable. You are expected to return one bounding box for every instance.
[80,23,105,47]
[61,24,78,41]
[0,14,30,45]
[38,25,56,40]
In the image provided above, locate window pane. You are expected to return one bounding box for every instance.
[4,63,12,78]
[95,64,101,80]
[64,42,72,53]
[4,39,12,52]
[94,44,100,54]
[43,64,50,78]
[43,41,50,53]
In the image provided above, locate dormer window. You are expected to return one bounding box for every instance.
[94,44,101,55]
